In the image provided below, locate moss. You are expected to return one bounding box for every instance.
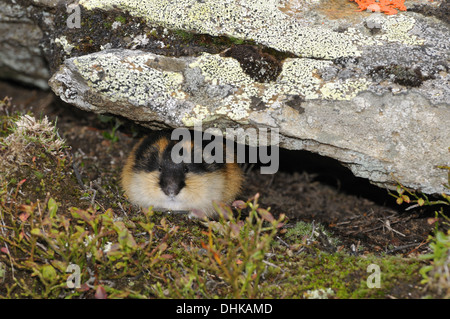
[370,64,432,87]
[0,114,82,213]
[50,6,151,72]
[263,252,424,298]
[222,45,282,83]
[174,29,194,42]
[115,15,127,24]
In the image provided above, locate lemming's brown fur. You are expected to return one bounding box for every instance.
[121,131,243,219]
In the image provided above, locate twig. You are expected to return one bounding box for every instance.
[117,201,128,217]
[90,189,97,207]
[308,220,316,244]
[72,162,85,190]
[406,239,430,255]
[92,180,107,195]
[265,174,275,187]
[276,236,289,248]
[381,219,406,237]
[262,260,285,273]
[0,214,14,280]
[385,242,422,254]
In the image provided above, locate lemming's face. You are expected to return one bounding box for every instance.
[128,133,228,213]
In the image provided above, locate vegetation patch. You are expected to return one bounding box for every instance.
[0,98,448,298]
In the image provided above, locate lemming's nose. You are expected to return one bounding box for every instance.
[163,183,181,197]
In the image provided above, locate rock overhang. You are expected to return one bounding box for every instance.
[38,0,450,195]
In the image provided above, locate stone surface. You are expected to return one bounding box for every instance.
[0,0,50,89]
[3,0,450,194]
[49,48,449,195]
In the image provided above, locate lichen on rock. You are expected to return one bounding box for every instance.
[72,50,187,108]
[79,0,363,59]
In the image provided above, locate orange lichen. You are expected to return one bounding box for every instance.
[349,0,407,15]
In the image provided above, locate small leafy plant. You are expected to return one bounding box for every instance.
[0,189,177,298]
[157,194,285,298]
[98,115,123,143]
[389,163,450,297]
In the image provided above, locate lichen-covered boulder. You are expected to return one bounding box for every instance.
[5,0,450,195]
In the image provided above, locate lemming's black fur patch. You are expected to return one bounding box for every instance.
[133,130,228,175]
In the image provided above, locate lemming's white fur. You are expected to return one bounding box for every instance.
[124,170,226,217]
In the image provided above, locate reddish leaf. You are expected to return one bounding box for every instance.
[77,283,90,292]
[402,195,411,203]
[213,201,232,219]
[19,212,30,222]
[230,223,241,237]
[257,208,275,222]
[232,200,247,209]
[95,285,107,299]
[276,222,285,229]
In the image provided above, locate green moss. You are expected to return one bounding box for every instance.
[174,29,194,42]
[261,252,424,299]
[115,15,127,24]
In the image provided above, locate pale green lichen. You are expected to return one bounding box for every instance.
[189,54,253,86]
[65,49,371,125]
[72,52,186,107]
[183,104,217,126]
[275,58,333,100]
[320,79,370,100]
[377,15,424,46]
[304,288,335,299]
[187,53,256,124]
[54,36,75,54]
[216,99,251,122]
[79,0,362,59]
[182,53,370,124]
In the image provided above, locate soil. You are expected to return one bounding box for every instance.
[0,79,446,257]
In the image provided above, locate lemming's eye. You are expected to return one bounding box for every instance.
[158,165,162,172]
[183,165,189,173]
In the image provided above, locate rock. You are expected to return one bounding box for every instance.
[49,48,450,195]
[4,0,450,195]
[0,0,50,89]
